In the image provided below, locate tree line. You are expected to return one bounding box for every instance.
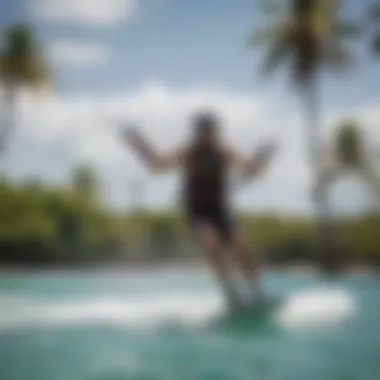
[0,165,378,267]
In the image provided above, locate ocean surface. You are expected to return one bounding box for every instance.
[0,268,379,380]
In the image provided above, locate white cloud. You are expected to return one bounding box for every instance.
[48,41,110,67]
[31,0,137,26]
[6,82,380,214]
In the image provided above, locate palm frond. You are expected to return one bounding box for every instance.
[258,0,285,15]
[23,53,49,89]
[320,165,343,187]
[372,34,380,55]
[323,40,354,71]
[332,20,361,38]
[291,0,339,21]
[0,55,4,80]
[247,26,285,48]
[0,24,49,88]
[292,0,315,21]
[368,4,380,21]
[334,119,363,167]
[5,25,35,63]
[318,0,341,16]
[362,165,380,198]
[292,32,321,84]
[260,39,293,76]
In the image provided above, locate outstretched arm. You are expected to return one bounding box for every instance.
[225,142,276,181]
[122,127,185,172]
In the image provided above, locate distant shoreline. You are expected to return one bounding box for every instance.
[0,261,378,275]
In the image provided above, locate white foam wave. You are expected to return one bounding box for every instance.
[276,288,356,329]
[0,288,356,331]
[0,294,225,330]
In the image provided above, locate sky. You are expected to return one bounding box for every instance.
[0,0,379,214]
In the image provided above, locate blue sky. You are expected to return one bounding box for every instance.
[1,0,380,214]
[0,0,376,109]
[0,0,375,104]
[37,0,270,94]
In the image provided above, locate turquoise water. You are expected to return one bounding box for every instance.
[0,269,379,380]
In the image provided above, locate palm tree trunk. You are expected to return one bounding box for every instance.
[0,81,17,157]
[362,165,380,205]
[302,76,339,273]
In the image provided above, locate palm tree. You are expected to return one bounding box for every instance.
[0,24,49,155]
[367,3,380,55]
[249,0,358,272]
[321,120,380,198]
[321,120,380,268]
[71,164,98,200]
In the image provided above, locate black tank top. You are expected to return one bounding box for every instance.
[183,144,227,209]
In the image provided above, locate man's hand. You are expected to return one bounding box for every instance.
[120,125,158,164]
[253,141,277,163]
[241,141,278,179]
[121,125,141,145]
[120,124,184,172]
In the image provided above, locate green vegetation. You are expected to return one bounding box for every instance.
[0,176,126,266]
[0,169,378,267]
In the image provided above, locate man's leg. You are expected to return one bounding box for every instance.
[209,209,260,298]
[195,223,242,307]
[228,228,261,300]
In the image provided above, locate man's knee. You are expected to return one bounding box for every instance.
[231,231,249,251]
[197,225,222,254]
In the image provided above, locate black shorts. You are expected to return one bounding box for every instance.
[186,205,235,241]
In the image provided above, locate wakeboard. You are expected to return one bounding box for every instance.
[212,294,283,331]
[228,294,283,317]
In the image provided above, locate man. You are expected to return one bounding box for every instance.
[123,112,275,308]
